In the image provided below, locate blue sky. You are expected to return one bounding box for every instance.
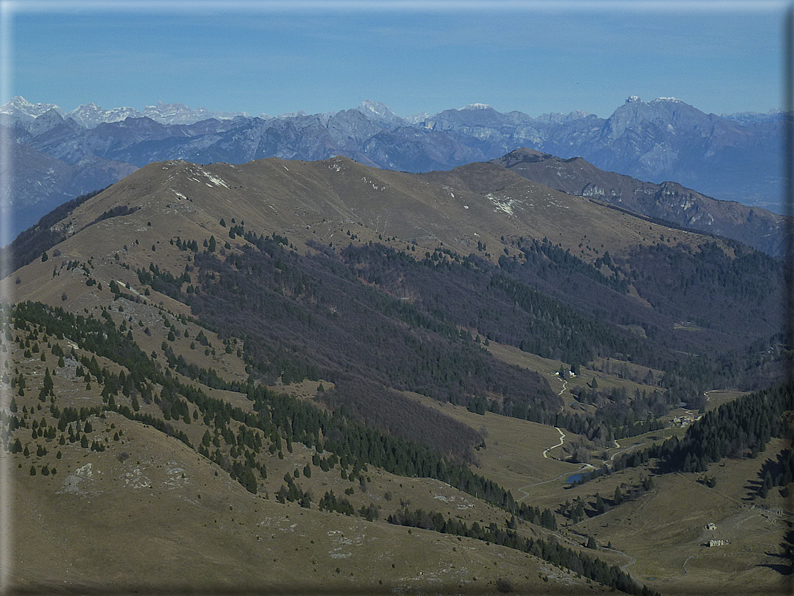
[4,1,787,119]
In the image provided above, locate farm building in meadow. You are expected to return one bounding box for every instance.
[708,539,728,547]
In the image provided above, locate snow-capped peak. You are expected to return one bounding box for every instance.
[356,99,402,124]
[67,103,140,128]
[6,96,32,110]
[651,97,683,104]
[359,99,391,114]
[140,101,248,125]
[0,96,64,118]
[626,95,641,104]
[460,103,492,110]
[64,100,249,128]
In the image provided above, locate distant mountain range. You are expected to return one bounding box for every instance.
[1,96,251,128]
[1,95,784,241]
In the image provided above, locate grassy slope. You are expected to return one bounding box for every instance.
[3,156,790,595]
[5,268,613,594]
[11,421,574,594]
[6,312,605,594]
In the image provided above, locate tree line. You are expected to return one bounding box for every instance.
[387,507,657,596]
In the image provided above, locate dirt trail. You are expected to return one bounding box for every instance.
[619,552,637,573]
[542,427,565,459]
[683,555,694,575]
[543,375,569,460]
[609,442,641,462]
[513,376,582,501]
[514,424,595,502]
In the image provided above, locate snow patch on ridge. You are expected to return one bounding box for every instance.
[485,193,517,217]
[460,103,492,111]
[198,168,229,188]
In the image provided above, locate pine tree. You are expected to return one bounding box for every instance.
[594,493,606,515]
[613,486,624,506]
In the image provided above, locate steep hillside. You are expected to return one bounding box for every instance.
[1,155,787,594]
[9,156,784,388]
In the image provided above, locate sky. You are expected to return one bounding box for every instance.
[2,1,788,119]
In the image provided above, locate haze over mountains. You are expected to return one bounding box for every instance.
[2,95,784,238]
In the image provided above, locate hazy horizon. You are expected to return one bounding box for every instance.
[5,1,785,121]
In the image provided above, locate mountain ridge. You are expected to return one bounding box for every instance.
[8,153,781,360]
[2,95,783,238]
[490,148,786,257]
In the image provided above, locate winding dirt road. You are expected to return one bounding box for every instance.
[542,427,565,459]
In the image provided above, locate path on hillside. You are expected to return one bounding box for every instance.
[514,409,593,502]
[557,377,568,397]
[601,544,637,574]
[513,376,579,501]
[619,552,637,573]
[542,374,569,460]
[513,414,592,502]
[542,427,565,459]
[609,442,642,462]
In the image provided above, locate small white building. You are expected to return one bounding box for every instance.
[708,539,728,547]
